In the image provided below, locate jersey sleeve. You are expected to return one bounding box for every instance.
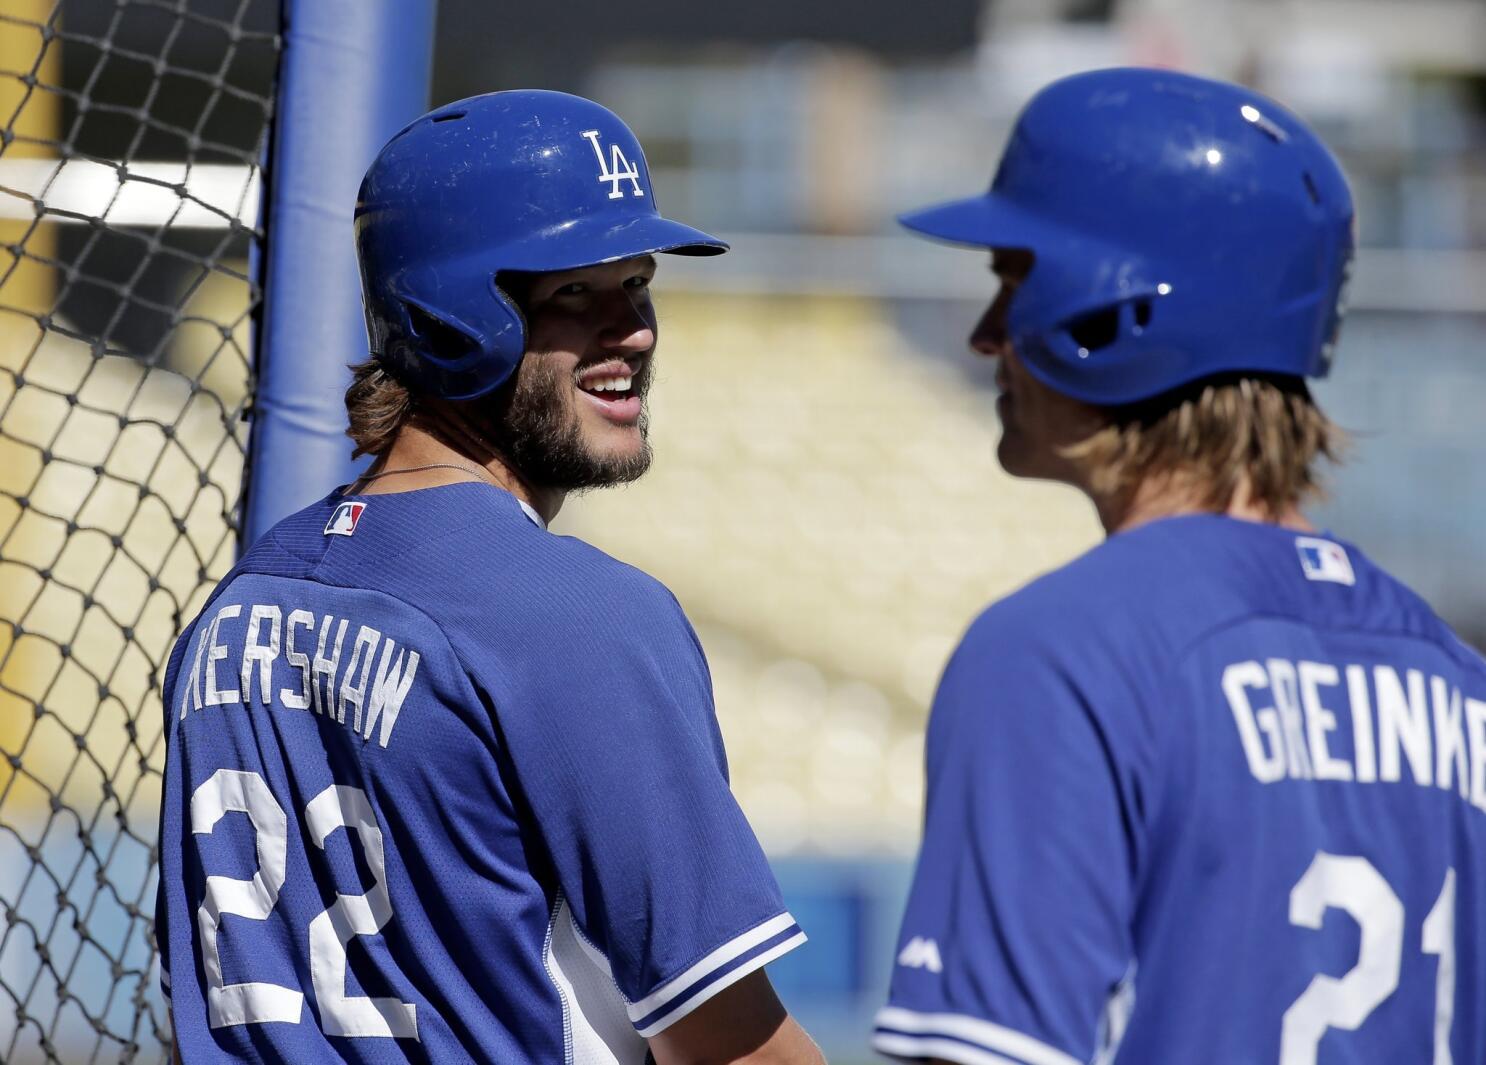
[874,599,1148,1065]
[480,570,804,1037]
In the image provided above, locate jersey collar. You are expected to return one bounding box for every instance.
[516,499,546,529]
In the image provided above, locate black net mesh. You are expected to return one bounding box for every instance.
[0,2,279,1060]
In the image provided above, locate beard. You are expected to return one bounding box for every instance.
[485,354,653,492]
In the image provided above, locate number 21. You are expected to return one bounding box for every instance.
[191,768,418,1039]
[1280,852,1454,1064]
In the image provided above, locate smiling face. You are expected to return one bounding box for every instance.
[970,251,1106,484]
[484,255,660,491]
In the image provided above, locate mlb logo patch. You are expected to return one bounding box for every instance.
[1296,536,1354,586]
[324,501,367,537]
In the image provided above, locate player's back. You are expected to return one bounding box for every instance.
[1075,516,1486,1063]
[154,485,793,1063]
[879,514,1484,1065]
[156,487,564,1063]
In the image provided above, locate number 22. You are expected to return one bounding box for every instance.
[1280,852,1454,1064]
[191,768,418,1039]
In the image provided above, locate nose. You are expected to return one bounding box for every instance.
[598,289,657,354]
[969,302,1008,360]
[970,277,1020,360]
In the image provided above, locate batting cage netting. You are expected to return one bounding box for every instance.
[0,1,278,1060]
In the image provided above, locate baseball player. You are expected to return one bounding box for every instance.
[875,68,1485,1064]
[155,91,822,1064]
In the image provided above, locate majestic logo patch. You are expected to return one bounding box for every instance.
[324,501,367,537]
[580,129,645,200]
[1296,536,1354,586]
[896,936,943,973]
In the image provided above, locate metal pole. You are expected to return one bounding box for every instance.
[243,0,437,546]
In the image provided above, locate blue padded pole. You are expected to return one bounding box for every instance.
[242,0,437,548]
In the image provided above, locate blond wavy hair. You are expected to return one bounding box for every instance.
[1062,374,1345,514]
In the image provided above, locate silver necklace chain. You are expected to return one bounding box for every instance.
[351,462,495,490]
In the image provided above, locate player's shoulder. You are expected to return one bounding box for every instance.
[354,486,690,645]
[962,516,1238,651]
[437,514,703,695]
[494,523,687,634]
[960,515,1323,670]
[220,483,691,653]
[971,514,1467,666]
[934,526,1180,744]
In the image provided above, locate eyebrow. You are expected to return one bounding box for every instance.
[543,255,658,285]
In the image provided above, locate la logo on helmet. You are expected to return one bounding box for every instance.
[580,129,645,200]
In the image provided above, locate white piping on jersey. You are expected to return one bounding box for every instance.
[624,912,798,1024]
[631,923,806,1038]
[541,895,574,1063]
[542,894,647,1065]
[873,1031,1023,1065]
[873,1007,1082,1065]
[569,912,625,994]
[1092,962,1137,1065]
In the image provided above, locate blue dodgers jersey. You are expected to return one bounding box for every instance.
[876,516,1486,1065]
[155,485,804,1064]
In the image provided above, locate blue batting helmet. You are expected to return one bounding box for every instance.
[355,90,727,401]
[900,68,1355,406]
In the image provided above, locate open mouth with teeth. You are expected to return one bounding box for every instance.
[576,362,644,423]
[584,373,633,395]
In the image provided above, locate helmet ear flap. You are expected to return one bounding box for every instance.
[378,291,521,401]
[1015,293,1167,403]
[374,265,528,401]
[1055,295,1156,359]
[404,300,482,362]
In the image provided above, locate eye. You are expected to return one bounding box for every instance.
[624,274,653,291]
[553,281,588,297]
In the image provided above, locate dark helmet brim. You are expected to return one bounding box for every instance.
[493,213,728,274]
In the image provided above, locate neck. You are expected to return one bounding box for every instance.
[351,414,564,524]
[1091,473,1315,537]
